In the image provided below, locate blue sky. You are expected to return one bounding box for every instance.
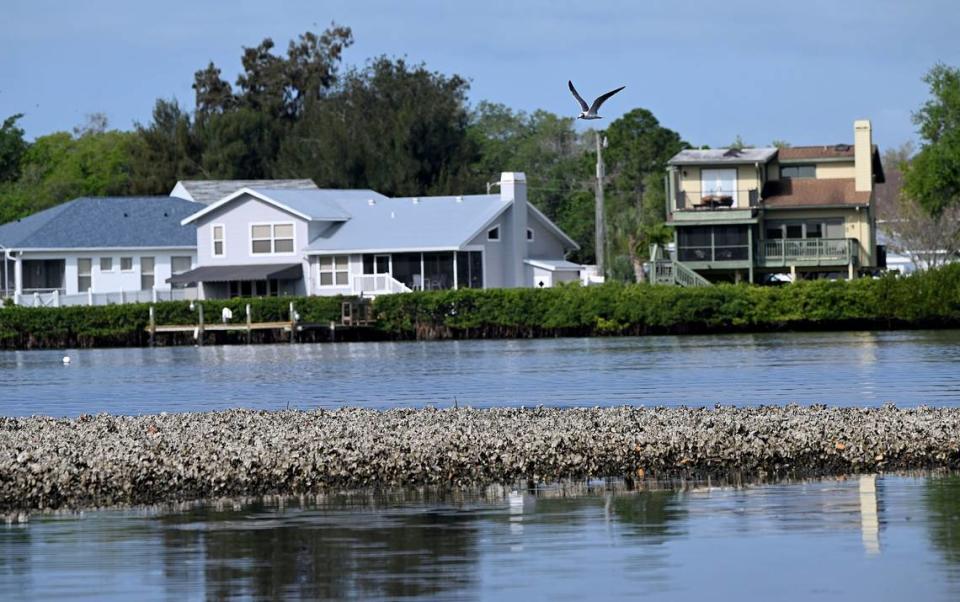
[4,0,958,150]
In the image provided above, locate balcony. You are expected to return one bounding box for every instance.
[758,238,857,268]
[671,189,759,224]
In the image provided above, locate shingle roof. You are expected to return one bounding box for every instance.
[778,145,855,160]
[172,179,317,204]
[305,195,511,253]
[0,197,199,249]
[762,178,871,208]
[669,148,778,165]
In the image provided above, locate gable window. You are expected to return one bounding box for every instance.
[319,255,349,287]
[100,257,113,272]
[487,226,500,241]
[212,225,225,257]
[140,257,155,290]
[77,258,92,292]
[120,257,133,272]
[780,164,816,179]
[526,228,535,242]
[251,223,295,254]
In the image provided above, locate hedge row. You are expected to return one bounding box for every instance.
[1,265,959,349]
[0,296,346,349]
[371,264,960,338]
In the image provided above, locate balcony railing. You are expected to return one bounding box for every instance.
[758,238,856,266]
[675,189,760,211]
[351,274,412,296]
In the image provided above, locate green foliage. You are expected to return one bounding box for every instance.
[0,114,27,183]
[372,265,960,339]
[0,296,345,349]
[903,63,960,215]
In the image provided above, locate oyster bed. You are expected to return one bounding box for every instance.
[2,405,959,511]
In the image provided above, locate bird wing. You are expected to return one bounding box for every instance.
[568,80,589,112]
[589,86,625,113]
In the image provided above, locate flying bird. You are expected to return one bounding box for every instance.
[568,81,625,120]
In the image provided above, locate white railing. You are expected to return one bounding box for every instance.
[10,287,199,308]
[351,274,412,296]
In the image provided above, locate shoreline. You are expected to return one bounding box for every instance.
[3,405,960,512]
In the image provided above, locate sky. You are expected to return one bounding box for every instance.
[3,0,959,151]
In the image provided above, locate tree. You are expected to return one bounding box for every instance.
[878,142,960,271]
[602,108,687,281]
[0,114,27,183]
[129,99,204,194]
[903,63,960,215]
[277,57,476,196]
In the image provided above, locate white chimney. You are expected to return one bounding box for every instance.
[499,172,528,287]
[854,120,873,192]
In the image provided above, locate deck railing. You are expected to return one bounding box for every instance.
[11,287,199,308]
[351,274,412,296]
[759,238,856,265]
[675,189,760,211]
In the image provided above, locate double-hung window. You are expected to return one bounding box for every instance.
[251,223,294,254]
[140,257,155,290]
[212,225,225,257]
[319,256,349,287]
[77,258,92,292]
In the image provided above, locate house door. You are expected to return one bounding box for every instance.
[374,254,390,274]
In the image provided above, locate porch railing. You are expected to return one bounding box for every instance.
[758,238,856,265]
[351,274,412,296]
[675,189,759,211]
[11,287,199,308]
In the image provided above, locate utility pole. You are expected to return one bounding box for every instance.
[595,132,607,276]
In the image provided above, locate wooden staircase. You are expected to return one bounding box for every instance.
[650,259,712,287]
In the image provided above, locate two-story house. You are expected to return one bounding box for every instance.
[656,120,885,285]
[169,172,582,298]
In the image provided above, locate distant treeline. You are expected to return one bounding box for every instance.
[2,266,959,350]
[0,24,686,275]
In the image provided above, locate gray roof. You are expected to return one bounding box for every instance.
[306,194,510,252]
[168,263,302,284]
[172,179,317,205]
[0,197,199,249]
[668,148,778,166]
[251,188,383,221]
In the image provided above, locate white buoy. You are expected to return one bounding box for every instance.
[62,356,71,365]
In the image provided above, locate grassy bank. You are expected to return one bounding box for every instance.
[1,265,959,349]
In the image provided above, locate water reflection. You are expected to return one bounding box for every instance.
[5,476,960,601]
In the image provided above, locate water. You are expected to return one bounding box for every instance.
[4,330,960,599]
[3,475,960,601]
[2,329,960,416]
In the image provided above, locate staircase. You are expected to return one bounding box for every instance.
[650,260,712,287]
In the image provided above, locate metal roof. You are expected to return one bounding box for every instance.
[0,197,199,249]
[523,258,583,272]
[171,179,317,204]
[305,194,511,253]
[167,263,302,284]
[668,148,778,165]
[181,187,382,224]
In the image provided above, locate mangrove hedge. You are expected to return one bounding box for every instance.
[1,265,959,349]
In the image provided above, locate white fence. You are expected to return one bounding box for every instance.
[351,274,412,296]
[8,288,199,308]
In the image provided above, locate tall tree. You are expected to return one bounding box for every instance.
[0,114,27,183]
[129,99,204,194]
[903,63,960,215]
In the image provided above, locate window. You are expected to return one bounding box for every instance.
[780,164,816,179]
[806,223,823,239]
[251,223,295,254]
[362,254,391,275]
[77,258,92,293]
[212,225,225,257]
[786,224,803,239]
[319,255,349,287]
[700,168,738,206]
[456,251,484,289]
[526,228,534,242]
[100,257,113,272]
[171,256,192,274]
[140,257,155,290]
[487,226,500,241]
[120,257,133,272]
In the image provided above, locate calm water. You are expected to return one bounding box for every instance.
[4,330,960,600]
[1,329,960,416]
[4,475,960,601]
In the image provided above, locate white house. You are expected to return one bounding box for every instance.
[0,197,199,306]
[170,172,582,298]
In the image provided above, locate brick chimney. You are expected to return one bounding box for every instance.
[499,172,528,287]
[854,120,873,192]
